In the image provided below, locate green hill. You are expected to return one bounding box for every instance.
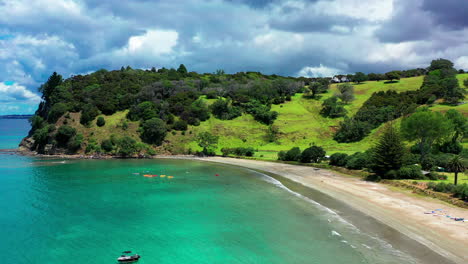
[21,65,467,160]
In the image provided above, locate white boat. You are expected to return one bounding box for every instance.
[117,251,140,263]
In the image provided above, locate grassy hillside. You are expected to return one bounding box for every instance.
[61,73,467,160]
[164,75,439,159]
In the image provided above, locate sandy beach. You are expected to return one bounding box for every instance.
[162,156,467,264]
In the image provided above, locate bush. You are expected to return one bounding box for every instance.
[345,152,369,170]
[55,125,76,146]
[397,165,423,179]
[278,151,286,161]
[210,99,241,120]
[438,141,462,154]
[283,147,301,161]
[173,120,188,131]
[48,103,68,123]
[80,104,100,125]
[127,101,158,121]
[140,118,167,145]
[101,139,114,152]
[96,116,105,127]
[300,146,326,163]
[320,96,347,118]
[67,133,83,153]
[329,153,349,167]
[334,118,372,143]
[115,136,139,157]
[221,147,255,157]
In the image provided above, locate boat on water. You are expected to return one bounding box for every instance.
[117,251,140,263]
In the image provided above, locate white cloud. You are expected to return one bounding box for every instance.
[0,82,41,103]
[253,31,304,54]
[124,30,178,56]
[455,56,468,70]
[298,64,343,77]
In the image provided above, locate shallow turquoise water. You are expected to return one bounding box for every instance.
[0,119,417,264]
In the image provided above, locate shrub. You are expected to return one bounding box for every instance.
[329,153,349,167]
[86,139,101,154]
[397,165,423,179]
[48,103,68,123]
[438,141,462,154]
[173,120,188,131]
[345,152,369,170]
[115,136,139,157]
[334,118,371,143]
[96,116,105,127]
[300,146,326,163]
[55,125,76,146]
[101,139,114,152]
[320,96,347,118]
[221,147,255,157]
[277,151,287,161]
[80,104,100,125]
[127,101,158,121]
[210,99,241,120]
[284,147,301,161]
[140,118,167,145]
[67,133,83,153]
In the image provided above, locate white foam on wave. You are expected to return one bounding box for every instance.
[253,170,418,264]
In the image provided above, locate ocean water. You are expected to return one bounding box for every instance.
[0,118,30,149]
[0,119,419,264]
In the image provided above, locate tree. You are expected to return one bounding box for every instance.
[127,101,158,121]
[196,132,219,155]
[300,145,326,163]
[353,72,367,84]
[334,118,372,143]
[96,116,106,127]
[428,58,454,71]
[385,71,401,82]
[177,64,188,74]
[140,118,167,145]
[335,83,355,104]
[80,104,100,125]
[304,82,327,98]
[446,156,466,185]
[401,110,454,161]
[320,96,347,118]
[371,124,405,177]
[284,147,301,161]
[39,72,63,103]
[445,109,468,142]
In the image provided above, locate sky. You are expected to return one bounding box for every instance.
[1,0,468,114]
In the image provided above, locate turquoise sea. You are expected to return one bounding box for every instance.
[0,118,429,264]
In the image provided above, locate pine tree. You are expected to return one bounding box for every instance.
[371,123,405,177]
[177,64,188,74]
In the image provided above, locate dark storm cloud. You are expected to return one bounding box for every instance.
[421,0,468,29]
[374,0,433,43]
[1,0,468,114]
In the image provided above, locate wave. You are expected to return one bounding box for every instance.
[253,170,418,264]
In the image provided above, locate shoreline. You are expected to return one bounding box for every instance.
[159,156,467,264]
[7,150,468,263]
